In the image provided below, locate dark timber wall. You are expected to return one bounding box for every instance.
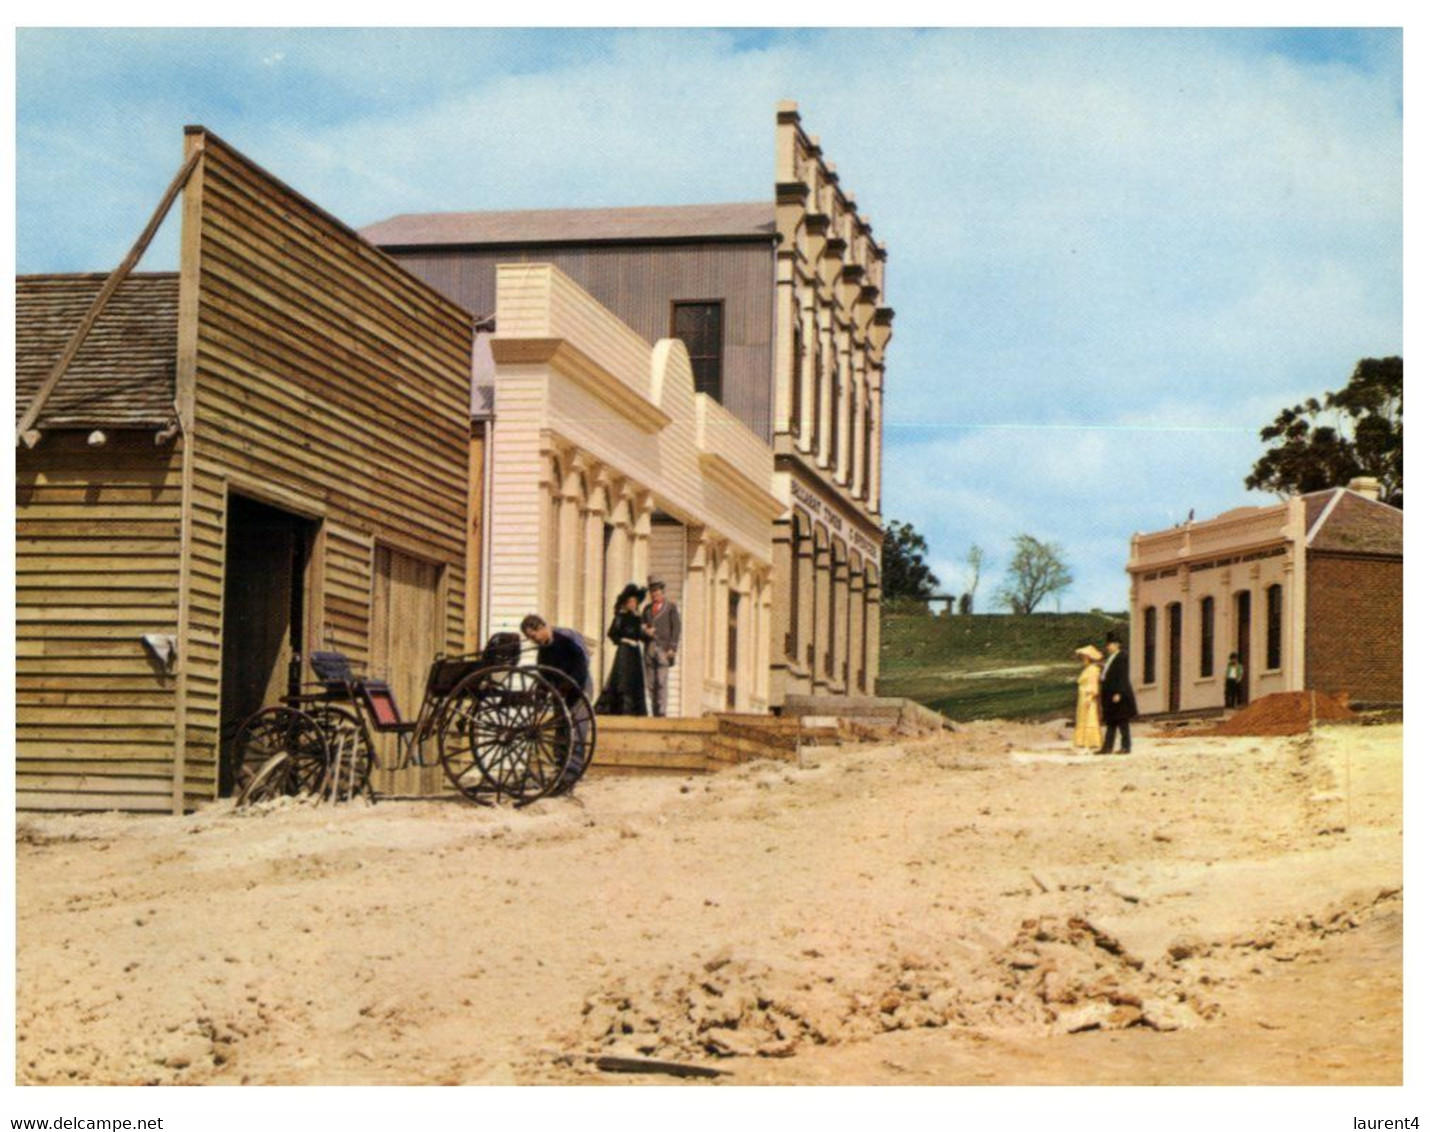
[387,242,777,442]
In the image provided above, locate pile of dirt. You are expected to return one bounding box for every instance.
[576,917,1220,1065]
[972,915,1217,1035]
[1209,692,1357,737]
[578,951,853,1061]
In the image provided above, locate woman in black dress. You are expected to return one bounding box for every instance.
[596,583,648,715]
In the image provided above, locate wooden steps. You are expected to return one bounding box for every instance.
[586,698,948,776]
[590,717,716,775]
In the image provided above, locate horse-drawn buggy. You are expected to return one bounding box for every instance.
[231,634,597,808]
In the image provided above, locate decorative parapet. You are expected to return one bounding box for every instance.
[1129,501,1293,573]
[775,101,890,327]
[490,263,670,432]
[695,394,785,520]
[490,261,777,566]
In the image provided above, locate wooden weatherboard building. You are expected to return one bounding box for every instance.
[366,101,893,710]
[16,127,473,812]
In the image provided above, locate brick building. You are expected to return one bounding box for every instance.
[1126,478,1402,714]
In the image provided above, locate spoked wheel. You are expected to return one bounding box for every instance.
[232,707,330,807]
[438,667,574,806]
[307,705,376,803]
[532,666,598,795]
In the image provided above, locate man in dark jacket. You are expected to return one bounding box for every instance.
[520,614,593,786]
[1098,631,1139,754]
[520,614,590,696]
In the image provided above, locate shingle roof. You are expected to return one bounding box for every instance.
[16,273,179,430]
[1306,489,1402,557]
[362,202,776,249]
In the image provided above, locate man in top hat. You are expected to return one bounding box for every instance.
[641,578,682,717]
[1098,630,1139,754]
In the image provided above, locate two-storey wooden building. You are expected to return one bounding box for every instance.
[364,102,893,710]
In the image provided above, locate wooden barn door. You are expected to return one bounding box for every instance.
[371,545,445,795]
[219,493,318,796]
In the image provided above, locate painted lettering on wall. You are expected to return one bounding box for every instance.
[791,481,882,559]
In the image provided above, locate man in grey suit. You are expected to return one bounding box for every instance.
[641,579,682,717]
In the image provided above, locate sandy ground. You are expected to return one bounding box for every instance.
[15,721,1401,1086]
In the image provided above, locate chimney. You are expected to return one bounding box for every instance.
[1348,477,1381,501]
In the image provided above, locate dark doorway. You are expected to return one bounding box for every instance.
[599,521,614,691]
[219,493,318,795]
[1235,589,1253,703]
[1167,602,1183,713]
[726,591,740,710]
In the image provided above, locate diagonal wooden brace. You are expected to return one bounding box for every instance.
[15,145,204,446]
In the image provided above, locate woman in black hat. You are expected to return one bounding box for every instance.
[596,583,649,715]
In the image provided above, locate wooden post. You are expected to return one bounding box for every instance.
[16,146,204,446]
[464,423,487,652]
[170,131,207,815]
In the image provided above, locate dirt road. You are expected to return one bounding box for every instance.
[15,722,1401,1085]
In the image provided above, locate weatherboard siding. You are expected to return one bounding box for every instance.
[177,129,473,799]
[15,432,186,811]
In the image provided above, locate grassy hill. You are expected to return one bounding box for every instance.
[876,609,1129,722]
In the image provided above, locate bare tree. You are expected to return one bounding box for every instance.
[995,535,1073,615]
[963,544,984,613]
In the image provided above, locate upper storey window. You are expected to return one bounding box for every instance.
[671,301,724,402]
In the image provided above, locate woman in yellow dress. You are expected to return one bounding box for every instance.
[1073,645,1103,751]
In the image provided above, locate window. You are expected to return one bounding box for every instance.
[840,374,852,485]
[790,322,805,443]
[1266,584,1283,670]
[672,301,724,401]
[812,345,826,457]
[1142,606,1157,684]
[1199,595,1215,678]
[786,516,804,661]
[861,393,874,501]
[831,363,843,475]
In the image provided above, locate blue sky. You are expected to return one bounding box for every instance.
[15,28,1403,610]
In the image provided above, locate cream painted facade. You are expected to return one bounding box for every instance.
[1128,499,1307,715]
[770,103,892,703]
[484,263,783,716]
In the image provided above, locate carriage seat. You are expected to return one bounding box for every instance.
[310,650,409,733]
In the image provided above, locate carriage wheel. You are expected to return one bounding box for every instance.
[232,707,329,806]
[438,667,573,806]
[530,666,598,794]
[307,705,376,803]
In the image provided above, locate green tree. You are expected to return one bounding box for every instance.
[995,535,1073,615]
[1245,356,1402,508]
[882,519,941,600]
